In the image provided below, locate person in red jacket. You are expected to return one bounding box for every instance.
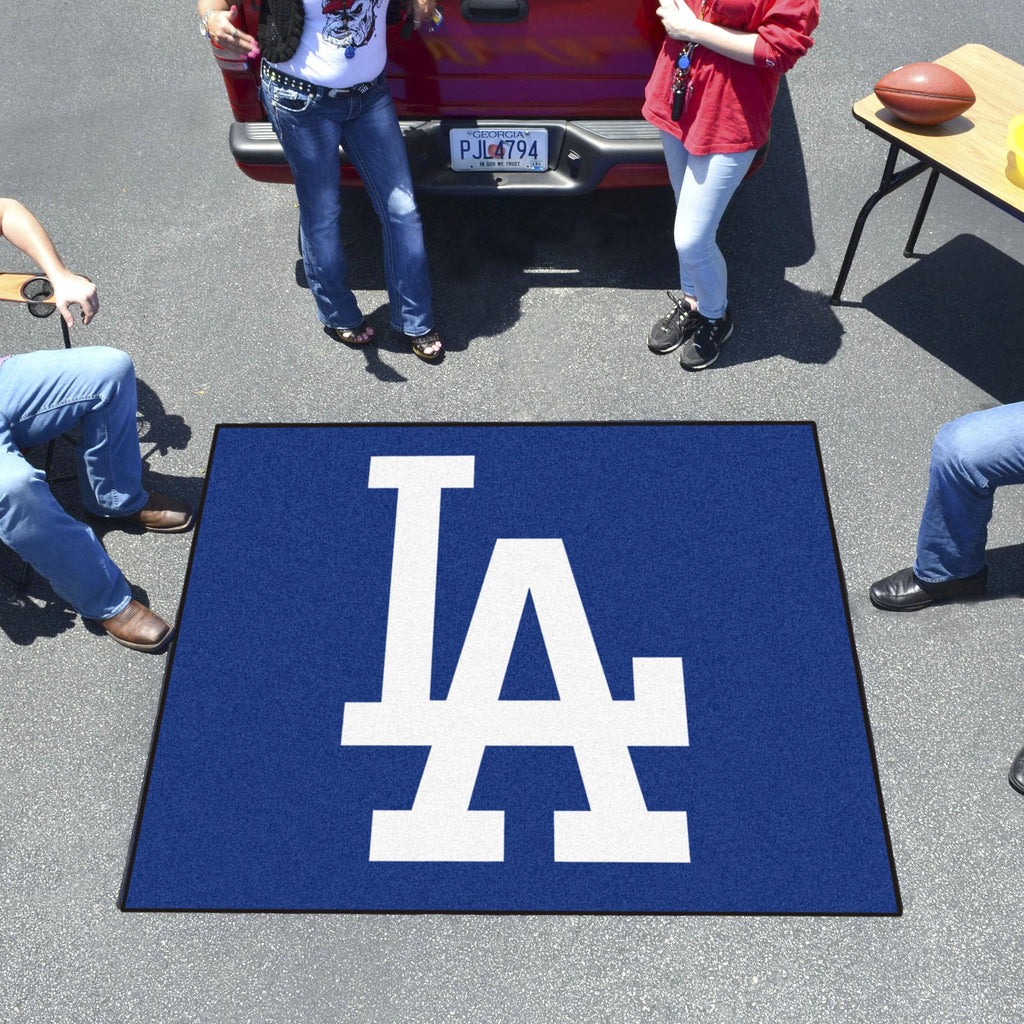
[643,0,818,370]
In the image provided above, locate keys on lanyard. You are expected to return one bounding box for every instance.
[671,44,695,121]
[668,0,707,120]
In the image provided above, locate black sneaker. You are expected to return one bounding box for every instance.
[648,293,699,354]
[679,306,733,371]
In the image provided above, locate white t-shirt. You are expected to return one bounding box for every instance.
[269,0,390,88]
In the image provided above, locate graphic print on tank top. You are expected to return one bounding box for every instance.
[322,0,382,54]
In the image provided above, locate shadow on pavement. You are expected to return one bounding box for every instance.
[983,542,1024,600]
[861,234,1024,404]
[722,77,844,367]
[136,377,192,462]
[0,586,77,646]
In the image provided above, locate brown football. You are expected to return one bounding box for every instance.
[874,62,976,125]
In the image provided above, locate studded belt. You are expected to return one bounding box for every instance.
[261,61,380,98]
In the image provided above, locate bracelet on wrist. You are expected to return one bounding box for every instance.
[199,8,219,40]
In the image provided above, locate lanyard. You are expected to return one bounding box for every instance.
[670,0,709,120]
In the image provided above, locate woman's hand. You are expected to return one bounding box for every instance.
[406,0,438,30]
[409,0,438,29]
[205,5,260,59]
[656,0,759,64]
[656,0,702,43]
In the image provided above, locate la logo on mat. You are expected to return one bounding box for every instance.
[121,423,900,915]
[344,454,689,865]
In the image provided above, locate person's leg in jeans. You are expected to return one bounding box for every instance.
[915,402,1024,582]
[0,347,142,619]
[661,133,755,320]
[0,432,131,619]
[340,79,434,340]
[0,346,148,518]
[261,80,367,333]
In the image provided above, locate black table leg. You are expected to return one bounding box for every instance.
[904,168,940,257]
[831,143,932,304]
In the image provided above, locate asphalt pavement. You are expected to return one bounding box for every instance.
[1,1,1023,1021]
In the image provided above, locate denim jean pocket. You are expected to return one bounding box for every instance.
[264,81,314,115]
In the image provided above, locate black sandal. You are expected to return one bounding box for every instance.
[329,320,375,346]
[407,329,444,362]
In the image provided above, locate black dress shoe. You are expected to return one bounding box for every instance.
[869,565,987,611]
[1009,745,1024,796]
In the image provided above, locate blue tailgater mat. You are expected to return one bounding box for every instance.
[120,422,900,915]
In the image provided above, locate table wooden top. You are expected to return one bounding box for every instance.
[853,44,1024,216]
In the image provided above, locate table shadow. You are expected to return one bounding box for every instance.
[861,234,1024,404]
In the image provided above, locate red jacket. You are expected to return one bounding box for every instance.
[642,0,818,155]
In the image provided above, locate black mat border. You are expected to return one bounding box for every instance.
[119,420,903,917]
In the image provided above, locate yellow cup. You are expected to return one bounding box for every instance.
[1007,114,1024,187]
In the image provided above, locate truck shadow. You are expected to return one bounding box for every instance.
[329,78,841,363]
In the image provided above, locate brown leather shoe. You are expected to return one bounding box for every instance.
[124,493,193,533]
[101,599,173,652]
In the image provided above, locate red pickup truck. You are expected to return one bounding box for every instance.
[215,0,669,193]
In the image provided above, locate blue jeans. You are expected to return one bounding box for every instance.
[660,132,756,320]
[261,71,434,337]
[0,346,147,619]
[915,402,1024,582]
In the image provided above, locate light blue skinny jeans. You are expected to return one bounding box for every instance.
[261,70,434,337]
[660,131,756,320]
[0,346,146,619]
[915,402,1024,583]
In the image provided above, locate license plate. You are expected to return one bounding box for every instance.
[449,128,548,172]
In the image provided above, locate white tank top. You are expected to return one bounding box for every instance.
[269,0,390,89]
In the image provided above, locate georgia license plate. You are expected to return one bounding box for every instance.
[449,128,548,172]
